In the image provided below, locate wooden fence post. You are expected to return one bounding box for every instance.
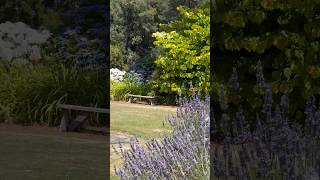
[59,109,70,132]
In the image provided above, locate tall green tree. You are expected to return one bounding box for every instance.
[110,0,158,70]
[0,0,62,31]
[213,0,320,122]
[156,0,209,23]
[152,3,210,95]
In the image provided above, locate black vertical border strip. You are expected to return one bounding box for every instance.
[210,0,215,179]
[105,0,111,178]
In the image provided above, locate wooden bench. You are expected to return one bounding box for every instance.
[57,104,109,132]
[128,94,156,105]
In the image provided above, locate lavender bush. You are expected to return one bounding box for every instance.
[113,92,210,179]
[211,61,320,180]
[113,60,320,179]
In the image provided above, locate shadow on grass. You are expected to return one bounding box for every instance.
[0,127,108,180]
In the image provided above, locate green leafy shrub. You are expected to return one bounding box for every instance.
[154,94,177,105]
[110,44,126,70]
[152,3,210,96]
[110,81,151,101]
[212,0,320,123]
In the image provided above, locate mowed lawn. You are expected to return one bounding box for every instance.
[110,101,176,179]
[110,102,176,140]
[0,126,108,180]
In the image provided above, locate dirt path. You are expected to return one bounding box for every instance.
[0,124,144,146]
[110,131,138,144]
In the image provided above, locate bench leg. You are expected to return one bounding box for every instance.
[128,97,132,103]
[150,100,155,106]
[59,110,70,132]
[68,113,88,132]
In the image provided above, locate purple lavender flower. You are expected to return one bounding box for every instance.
[114,94,210,179]
[256,60,266,88]
[210,61,320,179]
[115,60,320,179]
[280,92,289,113]
[230,67,240,94]
[219,86,228,111]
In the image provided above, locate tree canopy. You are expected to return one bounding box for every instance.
[212,0,320,122]
[152,3,210,95]
[110,0,208,81]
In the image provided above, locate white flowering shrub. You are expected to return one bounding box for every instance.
[110,68,126,82]
[0,21,51,64]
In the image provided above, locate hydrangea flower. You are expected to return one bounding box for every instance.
[0,21,51,63]
[110,68,126,82]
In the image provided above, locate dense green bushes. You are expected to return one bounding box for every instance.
[212,0,320,122]
[0,0,62,31]
[110,81,153,101]
[0,63,107,126]
[110,73,179,105]
[111,80,180,105]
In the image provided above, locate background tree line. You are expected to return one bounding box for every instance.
[110,0,208,79]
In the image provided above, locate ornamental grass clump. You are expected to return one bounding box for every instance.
[114,92,210,179]
[211,61,320,180]
[0,63,107,126]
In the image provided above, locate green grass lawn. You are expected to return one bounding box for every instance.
[0,130,108,180]
[0,102,176,180]
[110,102,176,179]
[110,102,176,140]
